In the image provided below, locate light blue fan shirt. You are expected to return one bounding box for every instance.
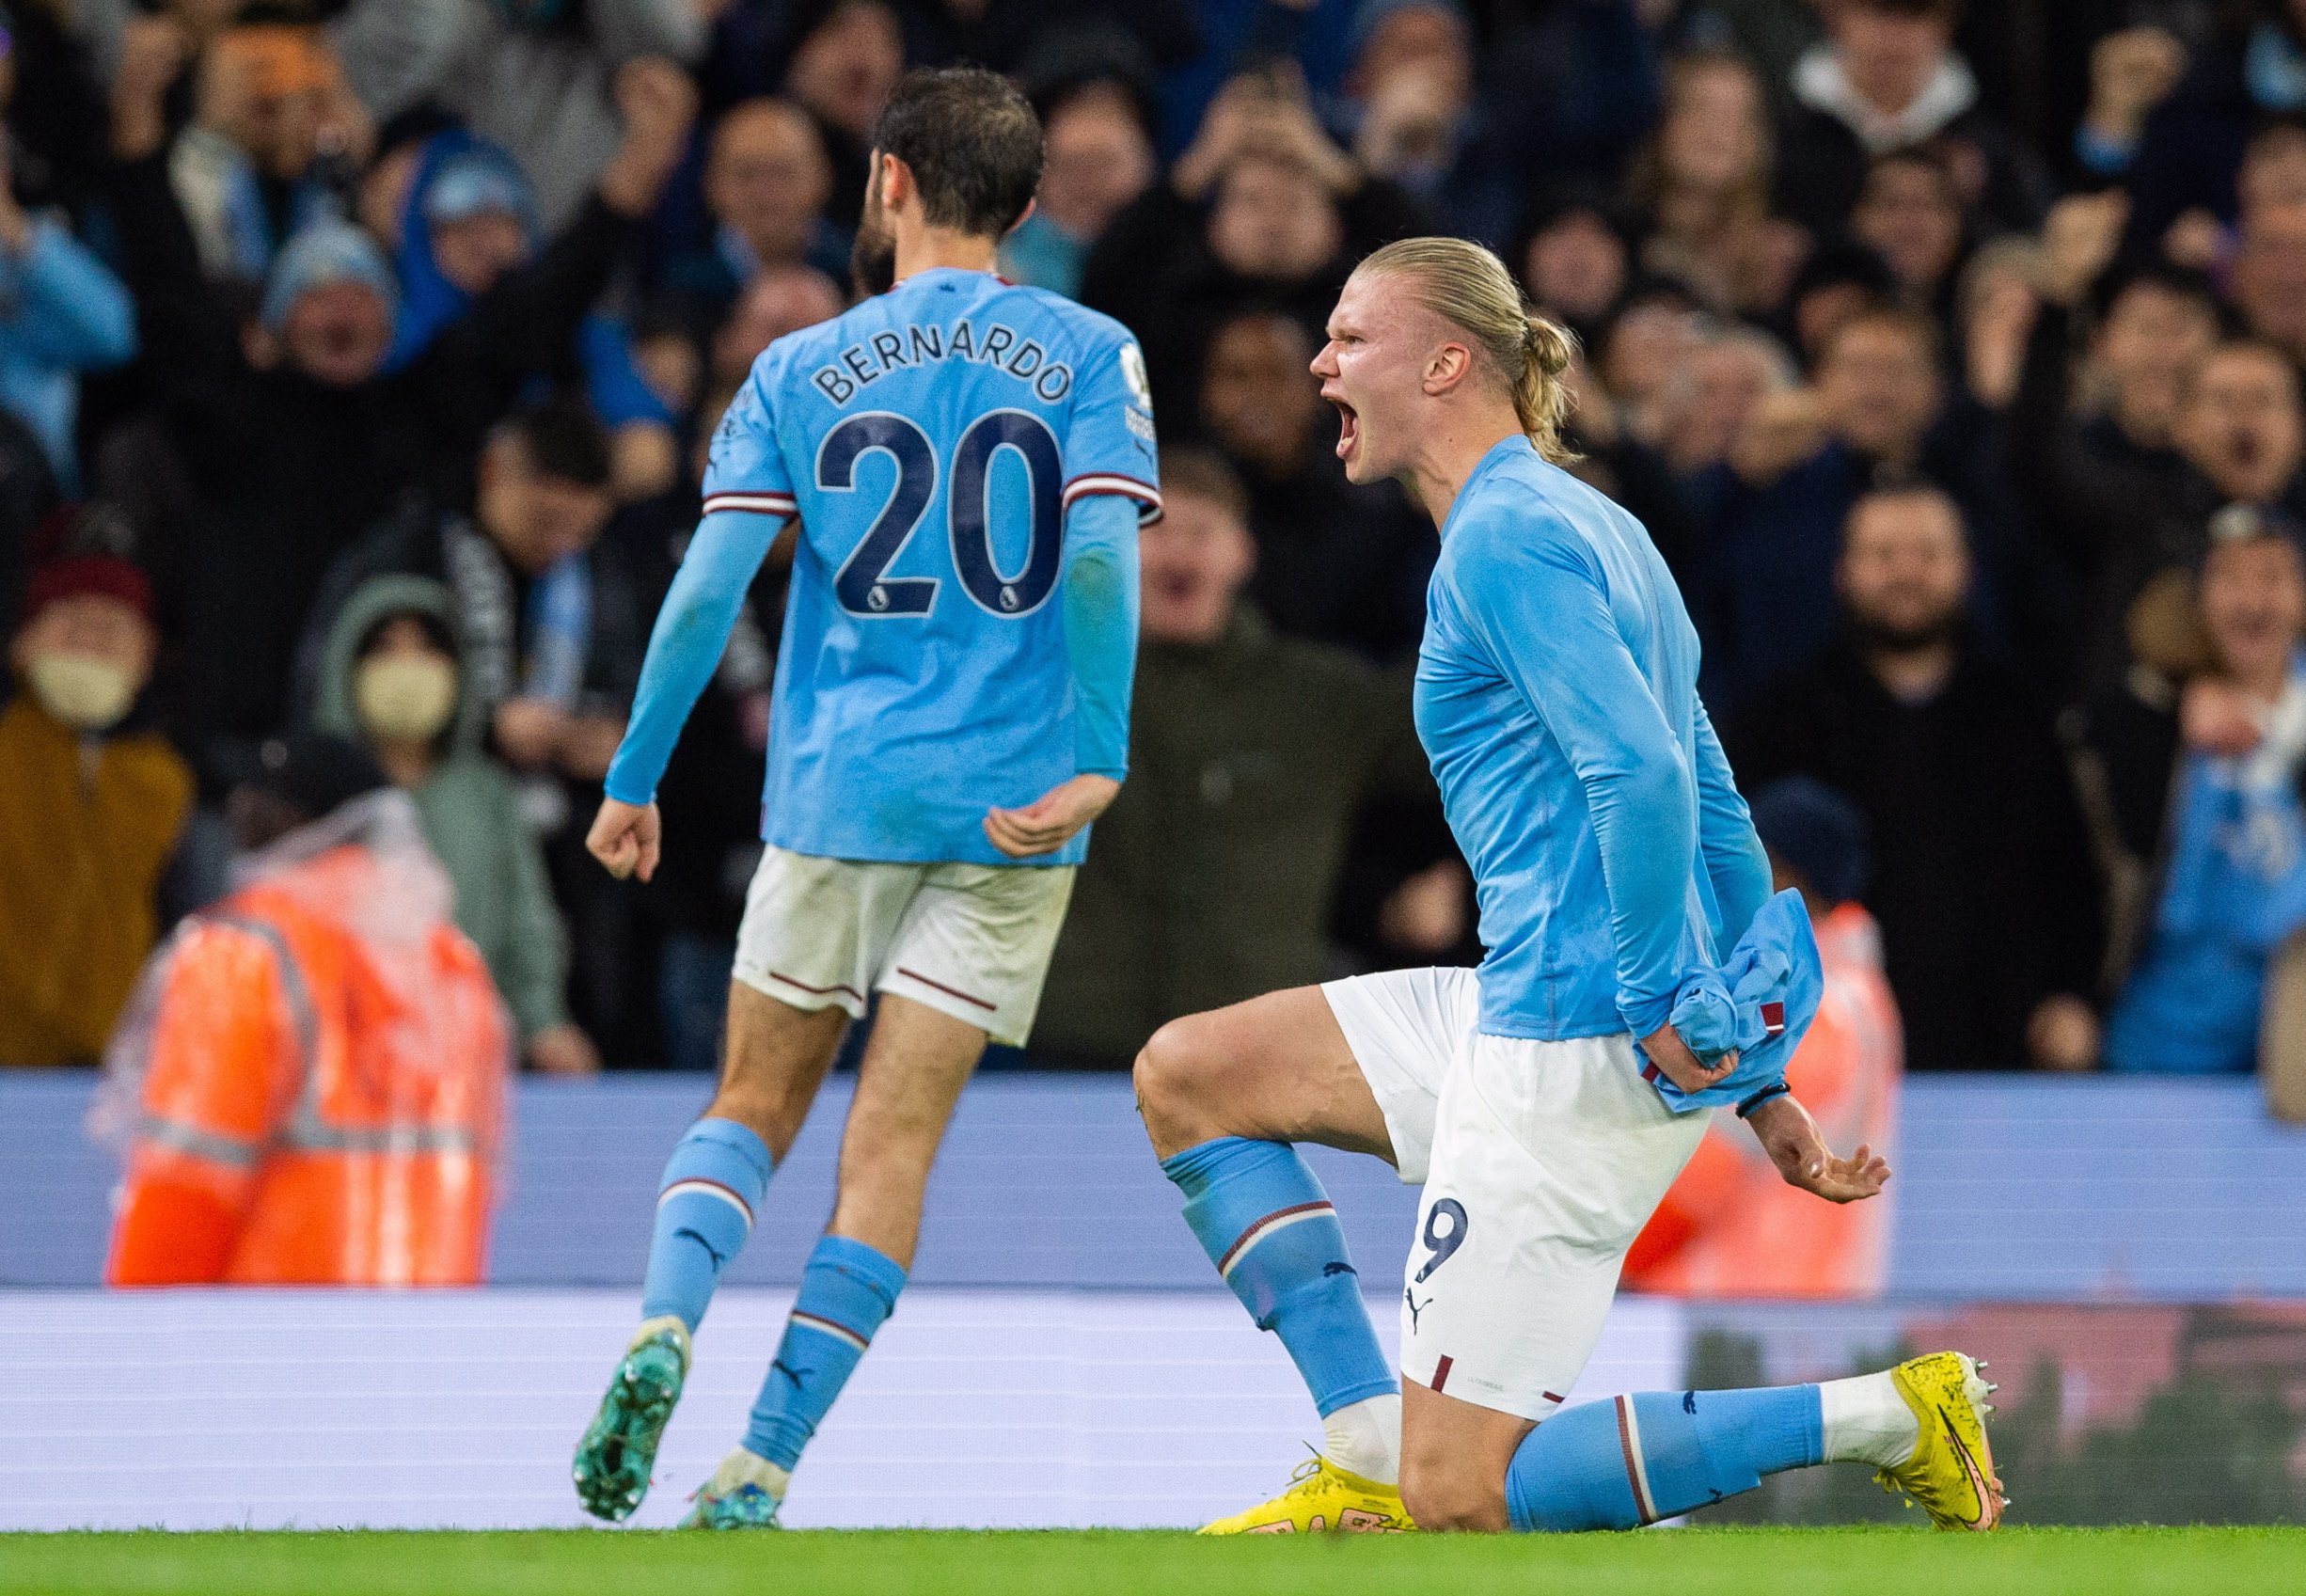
[605,267,1159,866]
[1416,435,1770,1041]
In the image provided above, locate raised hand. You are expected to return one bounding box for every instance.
[2037,190,2129,308]
[599,56,701,216]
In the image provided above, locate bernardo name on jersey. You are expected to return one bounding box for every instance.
[608,267,1158,871]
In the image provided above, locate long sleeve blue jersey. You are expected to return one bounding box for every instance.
[1417,435,1770,1041]
[604,267,1158,866]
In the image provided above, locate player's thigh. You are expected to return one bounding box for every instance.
[1398,1034,1707,1492]
[715,846,920,1154]
[1137,965,1478,1175]
[1132,986,1393,1162]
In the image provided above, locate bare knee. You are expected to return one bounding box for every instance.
[1133,1015,1232,1158]
[1398,1457,1510,1533]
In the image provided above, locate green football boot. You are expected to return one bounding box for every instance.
[574,1316,691,1522]
[682,1448,792,1529]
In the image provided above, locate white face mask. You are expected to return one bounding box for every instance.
[26,653,137,732]
[355,655,458,743]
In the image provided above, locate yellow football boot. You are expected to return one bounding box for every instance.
[1198,1455,1413,1534]
[1873,1351,2006,1531]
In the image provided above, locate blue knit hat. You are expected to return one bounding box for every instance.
[261,219,399,334]
[1750,776,1871,908]
[421,146,536,229]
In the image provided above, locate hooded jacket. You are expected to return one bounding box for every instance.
[311,574,570,1043]
[99,789,511,1285]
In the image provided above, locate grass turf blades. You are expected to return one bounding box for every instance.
[3,1526,2301,1596]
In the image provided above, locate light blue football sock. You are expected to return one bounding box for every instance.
[743,1234,908,1471]
[1162,1137,1398,1418]
[639,1117,773,1334]
[1505,1384,1824,1530]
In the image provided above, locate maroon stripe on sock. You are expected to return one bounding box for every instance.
[1543,1391,1566,1405]
[1214,1200,1335,1276]
[1616,1397,1655,1525]
[1431,1355,1454,1393]
[662,1176,753,1225]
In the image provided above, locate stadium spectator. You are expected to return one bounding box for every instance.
[111,14,372,287]
[299,400,642,800]
[311,574,596,1076]
[1849,148,1966,315]
[1511,182,1630,348]
[0,554,190,1067]
[101,54,686,779]
[1630,48,1801,318]
[1000,81,1155,299]
[1774,0,2051,235]
[1728,482,2104,1072]
[661,98,847,339]
[1031,449,1458,1071]
[1694,305,2002,703]
[333,0,705,230]
[1594,280,1707,452]
[0,136,135,492]
[1622,776,1900,1298]
[1334,0,1514,248]
[2093,507,2306,1075]
[1777,234,1901,367]
[98,733,509,1285]
[1657,322,1797,479]
[1081,65,1426,420]
[2231,198,2306,369]
[1194,308,1430,662]
[779,0,905,232]
[700,263,845,426]
[375,121,693,500]
[2002,194,2224,689]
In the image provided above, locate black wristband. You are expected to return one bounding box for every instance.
[1735,1081,1791,1119]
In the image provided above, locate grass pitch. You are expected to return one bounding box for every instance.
[4,1526,2301,1596]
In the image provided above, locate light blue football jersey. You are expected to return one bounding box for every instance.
[685,267,1157,866]
[1416,435,1770,1041]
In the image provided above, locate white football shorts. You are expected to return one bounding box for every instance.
[1321,965,1708,1422]
[733,845,1076,1047]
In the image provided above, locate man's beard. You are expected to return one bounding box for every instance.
[1847,605,1961,655]
[851,198,896,298]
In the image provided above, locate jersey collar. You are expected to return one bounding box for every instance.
[1440,434,1539,541]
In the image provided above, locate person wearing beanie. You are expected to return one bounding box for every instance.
[0,554,193,1066]
[97,34,693,785]
[1624,775,1903,1299]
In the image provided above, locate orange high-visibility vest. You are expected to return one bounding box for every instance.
[104,845,510,1286]
[1623,902,1902,1299]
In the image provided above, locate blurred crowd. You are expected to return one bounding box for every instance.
[8,0,2306,1098]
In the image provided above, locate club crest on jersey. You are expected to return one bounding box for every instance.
[811,318,1074,407]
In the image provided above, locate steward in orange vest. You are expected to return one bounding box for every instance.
[1625,778,1902,1299]
[99,736,511,1285]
